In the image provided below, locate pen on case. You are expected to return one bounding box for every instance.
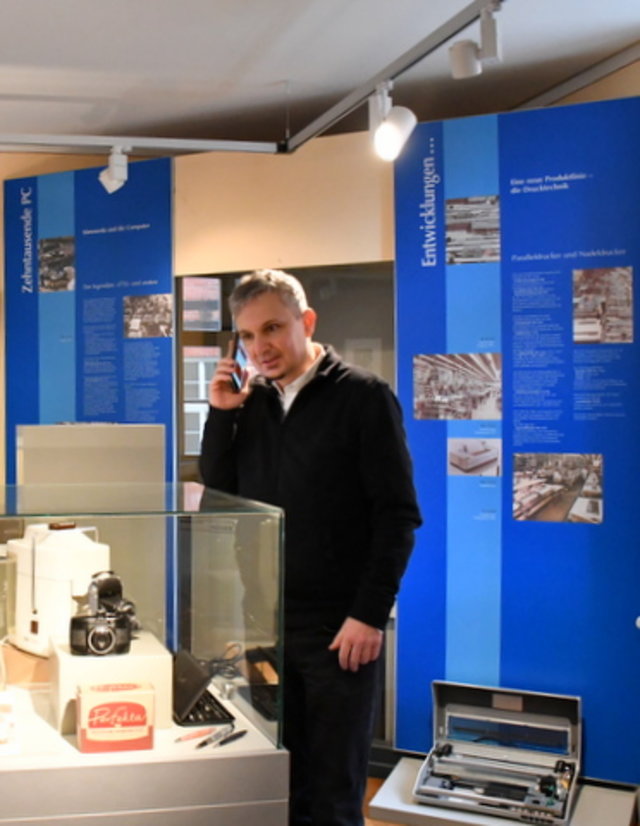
[195,723,235,749]
[174,726,218,743]
[215,729,248,748]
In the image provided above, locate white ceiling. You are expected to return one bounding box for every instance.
[0,0,637,151]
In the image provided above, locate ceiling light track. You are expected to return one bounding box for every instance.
[8,3,636,163]
[0,133,279,157]
[286,0,504,152]
[0,3,631,163]
[0,0,500,162]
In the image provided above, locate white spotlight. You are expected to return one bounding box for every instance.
[374,108,418,161]
[98,146,128,194]
[449,39,482,79]
[449,1,502,80]
[369,82,417,162]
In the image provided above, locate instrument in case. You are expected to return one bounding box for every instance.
[413,681,581,825]
[8,522,110,656]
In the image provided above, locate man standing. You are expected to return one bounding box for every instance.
[199,269,421,826]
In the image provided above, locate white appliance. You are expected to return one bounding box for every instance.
[8,522,110,657]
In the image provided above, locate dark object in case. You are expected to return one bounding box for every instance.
[70,571,137,656]
[237,682,278,722]
[70,610,131,656]
[413,681,581,825]
[173,649,235,726]
[242,645,280,721]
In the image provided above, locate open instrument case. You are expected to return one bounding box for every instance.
[413,681,581,824]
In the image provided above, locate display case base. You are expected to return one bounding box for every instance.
[0,683,288,825]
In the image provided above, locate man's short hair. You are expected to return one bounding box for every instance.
[229,269,309,318]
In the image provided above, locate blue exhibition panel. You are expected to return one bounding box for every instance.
[4,157,175,483]
[395,97,640,784]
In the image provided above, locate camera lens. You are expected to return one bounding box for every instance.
[87,622,116,655]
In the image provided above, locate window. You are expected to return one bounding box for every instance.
[182,347,220,455]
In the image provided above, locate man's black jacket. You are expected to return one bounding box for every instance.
[199,347,422,630]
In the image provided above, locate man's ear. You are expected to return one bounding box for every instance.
[302,307,317,337]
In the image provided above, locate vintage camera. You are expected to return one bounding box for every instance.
[70,571,138,656]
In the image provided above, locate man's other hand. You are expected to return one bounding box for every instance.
[328,617,383,672]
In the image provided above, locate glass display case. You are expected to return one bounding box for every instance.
[0,483,287,825]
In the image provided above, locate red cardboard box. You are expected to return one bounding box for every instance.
[77,682,155,753]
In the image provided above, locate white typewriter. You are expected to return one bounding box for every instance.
[413,681,581,825]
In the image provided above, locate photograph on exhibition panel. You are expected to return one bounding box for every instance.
[38,236,76,292]
[413,353,502,420]
[445,195,501,265]
[513,452,603,523]
[447,438,502,477]
[572,266,633,344]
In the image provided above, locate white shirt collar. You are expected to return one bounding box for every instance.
[276,343,324,413]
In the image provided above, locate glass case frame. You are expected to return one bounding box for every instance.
[0,481,284,752]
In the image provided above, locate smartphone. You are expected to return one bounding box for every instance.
[230,334,249,392]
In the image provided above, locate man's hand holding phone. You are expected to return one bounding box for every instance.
[208,336,251,410]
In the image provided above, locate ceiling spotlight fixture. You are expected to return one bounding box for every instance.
[369,81,417,162]
[449,39,482,79]
[449,1,502,80]
[98,145,129,193]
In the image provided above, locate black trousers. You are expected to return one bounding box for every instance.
[282,625,382,826]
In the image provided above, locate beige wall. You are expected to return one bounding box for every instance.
[174,131,394,275]
[556,60,640,106]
